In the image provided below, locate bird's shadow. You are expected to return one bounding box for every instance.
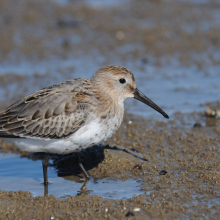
[21,145,147,197]
[25,144,147,181]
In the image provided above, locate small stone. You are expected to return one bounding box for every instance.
[159,170,167,175]
[116,31,125,40]
[193,123,202,128]
[133,164,142,170]
[125,211,135,217]
[130,148,139,153]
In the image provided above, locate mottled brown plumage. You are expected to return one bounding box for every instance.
[0,65,168,144]
[0,79,95,139]
[0,65,169,186]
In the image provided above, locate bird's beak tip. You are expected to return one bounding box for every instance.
[134,88,169,119]
[164,113,169,119]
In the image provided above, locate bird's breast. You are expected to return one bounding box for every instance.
[67,111,123,150]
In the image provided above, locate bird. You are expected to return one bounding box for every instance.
[0,65,169,186]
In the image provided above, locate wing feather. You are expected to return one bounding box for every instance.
[0,79,95,139]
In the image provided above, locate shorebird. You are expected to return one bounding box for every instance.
[0,65,168,186]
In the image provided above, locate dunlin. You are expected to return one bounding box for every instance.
[0,65,168,186]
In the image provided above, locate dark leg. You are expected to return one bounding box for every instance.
[44,184,48,197]
[75,153,90,179]
[42,154,49,186]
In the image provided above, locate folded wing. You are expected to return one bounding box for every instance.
[0,79,93,139]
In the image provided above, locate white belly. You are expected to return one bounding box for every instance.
[1,116,122,154]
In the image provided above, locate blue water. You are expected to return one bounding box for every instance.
[0,153,143,198]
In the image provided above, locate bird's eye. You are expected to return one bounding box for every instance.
[119,78,126,84]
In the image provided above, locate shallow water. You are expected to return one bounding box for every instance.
[0,153,143,198]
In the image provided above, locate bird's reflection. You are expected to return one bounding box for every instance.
[22,144,146,196]
[43,177,89,197]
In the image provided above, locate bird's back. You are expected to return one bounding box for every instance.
[0,78,96,140]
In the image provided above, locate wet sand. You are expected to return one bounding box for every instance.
[0,111,220,219]
[0,0,220,219]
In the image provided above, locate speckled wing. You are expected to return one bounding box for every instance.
[0,79,94,139]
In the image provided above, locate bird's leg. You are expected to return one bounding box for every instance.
[42,153,49,186]
[80,178,89,191]
[44,184,48,197]
[75,152,90,179]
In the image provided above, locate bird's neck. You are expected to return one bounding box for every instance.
[92,85,124,117]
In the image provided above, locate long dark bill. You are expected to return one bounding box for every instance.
[134,88,169,119]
